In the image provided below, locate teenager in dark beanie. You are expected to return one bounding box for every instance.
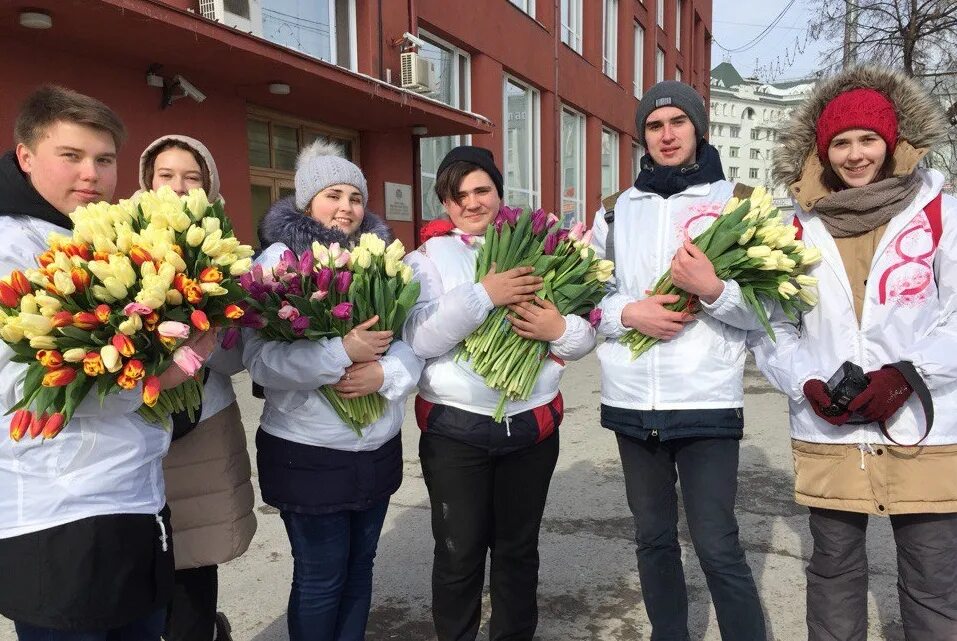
[591,80,767,640]
[0,86,215,641]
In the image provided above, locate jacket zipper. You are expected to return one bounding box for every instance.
[650,198,669,410]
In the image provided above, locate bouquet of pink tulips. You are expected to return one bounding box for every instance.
[458,208,613,421]
[240,234,419,434]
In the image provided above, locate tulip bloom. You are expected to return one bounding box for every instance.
[9,409,32,442]
[0,281,20,307]
[71,268,91,292]
[95,304,112,323]
[42,367,77,388]
[100,344,123,373]
[142,375,161,407]
[588,307,603,328]
[199,266,223,284]
[224,304,244,320]
[122,359,146,382]
[190,309,210,331]
[29,412,47,439]
[277,304,300,321]
[173,345,204,377]
[157,321,190,339]
[129,246,152,266]
[83,352,106,376]
[220,327,241,350]
[334,271,352,294]
[314,267,333,292]
[184,283,204,304]
[111,334,136,357]
[51,311,74,328]
[36,349,64,369]
[124,302,153,316]
[63,348,87,363]
[331,302,353,320]
[40,413,66,440]
[10,271,31,296]
[291,315,310,335]
[116,374,137,390]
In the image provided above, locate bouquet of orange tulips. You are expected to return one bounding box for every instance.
[0,187,252,441]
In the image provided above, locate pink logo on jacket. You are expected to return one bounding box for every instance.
[677,202,724,240]
[878,211,936,307]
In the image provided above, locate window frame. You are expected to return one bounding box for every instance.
[656,47,665,83]
[261,0,357,70]
[502,75,542,210]
[601,127,620,198]
[561,0,584,53]
[508,0,535,17]
[633,21,645,98]
[602,0,618,79]
[560,105,587,227]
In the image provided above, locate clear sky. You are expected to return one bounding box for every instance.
[709,0,835,82]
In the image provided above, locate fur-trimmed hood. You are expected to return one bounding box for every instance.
[257,196,393,255]
[773,66,949,190]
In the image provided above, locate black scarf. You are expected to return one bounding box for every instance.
[0,150,73,228]
[633,141,726,198]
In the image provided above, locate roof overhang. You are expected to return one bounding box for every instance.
[0,0,494,137]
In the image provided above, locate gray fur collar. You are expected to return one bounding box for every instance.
[257,196,393,255]
[773,66,949,187]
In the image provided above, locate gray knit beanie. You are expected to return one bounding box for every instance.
[635,80,708,146]
[294,139,368,210]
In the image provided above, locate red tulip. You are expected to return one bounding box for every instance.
[73,311,101,330]
[51,311,74,328]
[36,349,64,369]
[28,412,47,439]
[129,246,152,267]
[71,268,91,292]
[0,281,20,307]
[40,413,66,440]
[42,367,77,388]
[142,376,161,407]
[190,309,210,331]
[224,304,244,320]
[10,271,32,296]
[9,409,32,442]
[111,334,135,358]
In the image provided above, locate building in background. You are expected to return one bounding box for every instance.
[1,0,713,246]
[709,62,816,206]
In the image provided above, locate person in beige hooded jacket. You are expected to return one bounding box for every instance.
[752,67,957,641]
[139,135,257,641]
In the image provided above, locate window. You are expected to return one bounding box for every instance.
[247,109,359,246]
[750,148,760,159]
[730,126,740,138]
[632,141,645,177]
[743,107,755,120]
[656,0,664,27]
[729,146,739,158]
[262,0,357,70]
[503,76,541,210]
[508,0,534,16]
[729,166,739,179]
[560,107,586,226]
[675,0,682,49]
[601,128,619,198]
[418,30,471,220]
[603,0,618,79]
[656,47,665,83]
[633,23,645,97]
[749,168,759,180]
[750,129,761,140]
[675,67,681,82]
[561,0,583,53]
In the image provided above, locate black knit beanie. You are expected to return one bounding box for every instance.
[436,145,504,198]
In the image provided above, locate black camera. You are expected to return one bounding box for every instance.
[823,361,870,419]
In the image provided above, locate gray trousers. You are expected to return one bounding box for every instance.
[807,508,957,641]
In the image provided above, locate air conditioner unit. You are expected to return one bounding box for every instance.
[400,51,435,93]
[198,0,263,36]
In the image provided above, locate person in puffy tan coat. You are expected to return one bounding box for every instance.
[751,66,957,640]
[139,135,256,641]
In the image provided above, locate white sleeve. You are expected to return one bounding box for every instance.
[699,278,765,331]
[549,314,597,361]
[402,250,493,359]
[242,329,352,390]
[591,206,635,339]
[204,336,245,377]
[377,339,424,401]
[747,306,821,402]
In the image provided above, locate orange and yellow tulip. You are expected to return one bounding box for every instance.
[83,352,106,377]
[51,311,74,328]
[122,359,145,382]
[142,376,161,407]
[199,266,223,284]
[129,246,152,266]
[224,304,244,320]
[28,411,46,439]
[184,283,203,305]
[95,304,111,324]
[41,413,66,440]
[116,373,137,390]
[0,281,20,307]
[36,349,64,369]
[71,268,91,292]
[190,309,210,331]
[111,334,135,358]
[10,271,31,296]
[9,409,32,442]
[42,367,77,388]
[72,311,101,330]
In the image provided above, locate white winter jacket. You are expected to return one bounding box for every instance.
[750,169,957,446]
[242,242,423,451]
[403,231,596,417]
[592,181,763,410]
[0,216,169,540]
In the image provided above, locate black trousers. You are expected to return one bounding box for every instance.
[419,431,560,641]
[164,566,217,641]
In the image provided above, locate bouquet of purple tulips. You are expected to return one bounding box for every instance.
[458,207,613,421]
[239,234,419,434]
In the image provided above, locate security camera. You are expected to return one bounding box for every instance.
[173,75,206,103]
[402,31,427,49]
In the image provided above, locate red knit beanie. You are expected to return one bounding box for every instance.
[816,88,898,160]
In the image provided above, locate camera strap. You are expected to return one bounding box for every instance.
[879,361,934,447]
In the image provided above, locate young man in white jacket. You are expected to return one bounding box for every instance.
[591,81,766,641]
[0,86,213,640]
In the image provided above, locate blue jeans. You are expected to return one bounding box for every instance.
[14,608,166,641]
[280,500,390,641]
[616,434,766,641]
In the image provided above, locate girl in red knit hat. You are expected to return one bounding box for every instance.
[751,66,957,640]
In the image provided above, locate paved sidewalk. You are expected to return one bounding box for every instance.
[1,354,905,640]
